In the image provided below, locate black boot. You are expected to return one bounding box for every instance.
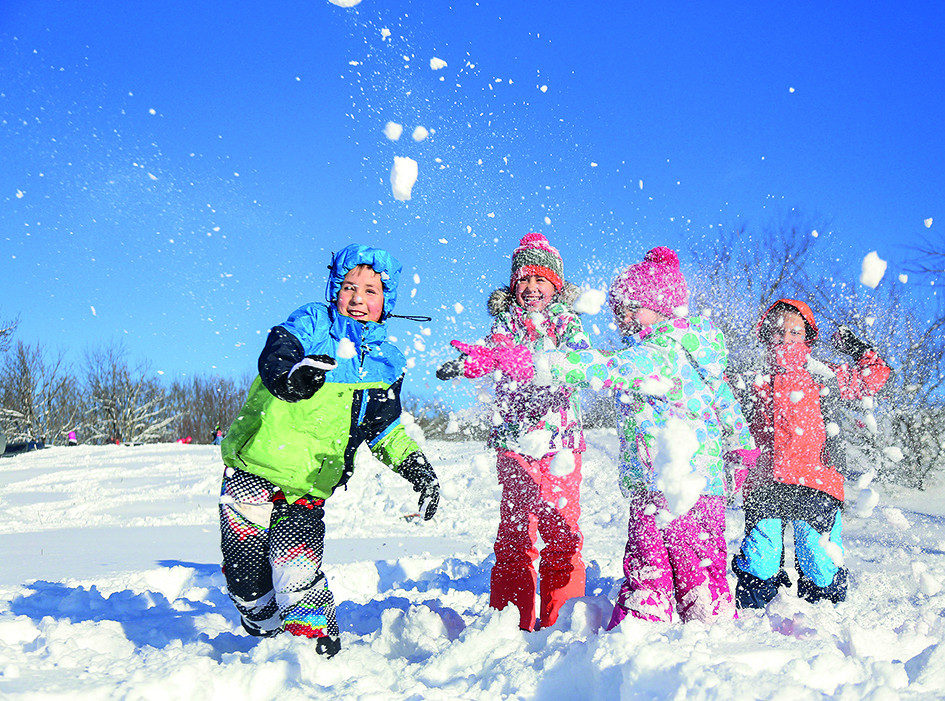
[732,557,792,609]
[316,635,342,658]
[797,568,847,604]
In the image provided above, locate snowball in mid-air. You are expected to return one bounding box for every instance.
[328,0,362,6]
[924,218,933,228]
[390,157,418,201]
[651,418,703,519]
[573,288,607,315]
[429,57,447,70]
[549,451,576,476]
[336,338,357,359]
[859,251,887,288]
[883,446,904,463]
[412,126,429,142]
[384,122,403,141]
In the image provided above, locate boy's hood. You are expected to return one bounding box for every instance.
[325,244,402,320]
[757,298,819,342]
[635,316,729,379]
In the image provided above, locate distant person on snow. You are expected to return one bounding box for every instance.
[219,244,440,658]
[211,426,223,445]
[535,247,755,627]
[730,300,890,609]
[437,232,589,631]
[67,431,78,446]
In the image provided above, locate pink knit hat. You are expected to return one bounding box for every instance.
[510,233,564,291]
[608,246,689,318]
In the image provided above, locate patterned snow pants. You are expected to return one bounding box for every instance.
[490,450,585,631]
[219,466,339,638]
[608,493,735,628]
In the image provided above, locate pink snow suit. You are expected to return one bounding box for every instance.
[547,316,753,626]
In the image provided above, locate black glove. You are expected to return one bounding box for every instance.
[436,358,464,380]
[398,452,439,520]
[274,354,337,402]
[831,326,872,361]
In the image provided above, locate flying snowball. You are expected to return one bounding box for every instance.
[336,338,357,359]
[574,288,607,315]
[390,157,418,201]
[384,122,403,141]
[429,57,447,70]
[381,28,391,40]
[544,216,551,225]
[328,0,362,6]
[549,451,576,476]
[412,126,429,142]
[924,218,933,228]
[859,251,887,288]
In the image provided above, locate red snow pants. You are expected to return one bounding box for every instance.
[490,450,585,631]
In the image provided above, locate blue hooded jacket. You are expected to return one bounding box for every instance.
[221,244,419,501]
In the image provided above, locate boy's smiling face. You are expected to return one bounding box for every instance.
[513,275,556,311]
[336,265,384,323]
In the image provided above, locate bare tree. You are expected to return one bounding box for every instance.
[687,212,829,372]
[0,340,79,444]
[905,230,945,280]
[0,312,18,354]
[168,372,253,443]
[83,342,179,444]
[690,215,945,488]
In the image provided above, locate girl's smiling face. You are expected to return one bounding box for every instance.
[336,265,384,323]
[513,275,557,311]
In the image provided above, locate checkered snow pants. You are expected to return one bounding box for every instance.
[219,467,339,639]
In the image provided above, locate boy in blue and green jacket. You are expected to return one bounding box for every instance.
[219,243,439,658]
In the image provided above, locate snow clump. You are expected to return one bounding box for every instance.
[391,157,418,201]
[859,251,887,288]
[384,122,403,141]
[429,57,448,70]
[573,288,607,315]
[651,417,702,521]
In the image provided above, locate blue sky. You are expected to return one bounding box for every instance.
[1,0,942,405]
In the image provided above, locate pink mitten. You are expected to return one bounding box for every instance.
[733,447,760,471]
[450,340,497,379]
[494,345,534,382]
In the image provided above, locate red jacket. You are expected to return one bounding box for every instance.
[743,300,890,502]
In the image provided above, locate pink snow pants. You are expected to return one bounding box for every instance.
[608,493,734,628]
[490,450,585,631]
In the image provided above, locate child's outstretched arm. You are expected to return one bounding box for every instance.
[830,326,892,399]
[536,344,671,395]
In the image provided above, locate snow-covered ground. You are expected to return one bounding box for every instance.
[1,432,944,699]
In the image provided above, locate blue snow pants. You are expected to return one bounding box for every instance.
[733,482,847,608]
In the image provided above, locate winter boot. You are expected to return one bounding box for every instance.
[797,567,847,604]
[316,635,341,658]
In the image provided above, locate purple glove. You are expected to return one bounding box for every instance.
[495,345,534,382]
[450,340,497,379]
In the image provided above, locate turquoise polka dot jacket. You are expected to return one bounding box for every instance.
[546,316,753,497]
